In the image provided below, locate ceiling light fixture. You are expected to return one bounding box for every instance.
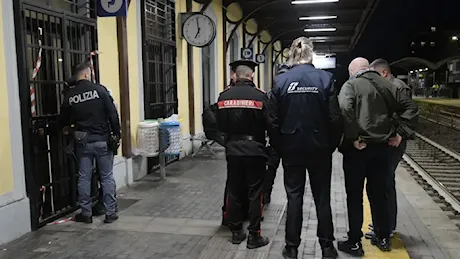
[304,28,336,32]
[299,15,337,20]
[309,36,330,40]
[292,0,339,4]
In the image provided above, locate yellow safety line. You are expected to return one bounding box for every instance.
[362,187,410,259]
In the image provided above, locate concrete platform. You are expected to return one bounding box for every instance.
[1,146,459,259]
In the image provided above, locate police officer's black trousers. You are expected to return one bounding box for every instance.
[343,143,391,242]
[367,140,406,232]
[264,147,281,195]
[283,152,335,249]
[226,156,265,234]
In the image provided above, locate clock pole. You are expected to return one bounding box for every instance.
[186,0,195,136]
[116,0,132,158]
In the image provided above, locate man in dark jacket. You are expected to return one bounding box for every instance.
[59,63,121,224]
[217,59,277,249]
[337,58,418,255]
[64,75,119,217]
[263,63,290,205]
[270,37,342,259]
[364,59,419,239]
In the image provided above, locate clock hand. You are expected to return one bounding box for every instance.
[195,28,201,38]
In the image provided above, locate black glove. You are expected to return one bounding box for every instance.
[109,135,121,155]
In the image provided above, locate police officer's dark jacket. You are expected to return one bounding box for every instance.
[59,79,121,142]
[270,63,342,156]
[217,79,276,158]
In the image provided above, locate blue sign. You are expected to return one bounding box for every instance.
[98,0,128,17]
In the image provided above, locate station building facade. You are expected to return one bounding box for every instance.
[0,0,287,244]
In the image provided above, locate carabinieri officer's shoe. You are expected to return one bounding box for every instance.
[247,233,270,249]
[231,230,247,244]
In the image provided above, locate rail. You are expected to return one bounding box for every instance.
[402,134,460,227]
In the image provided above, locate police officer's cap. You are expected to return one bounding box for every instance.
[229,59,258,71]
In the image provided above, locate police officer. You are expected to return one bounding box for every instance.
[64,75,119,217]
[221,63,249,226]
[270,37,342,259]
[217,59,276,249]
[59,62,121,224]
[364,59,419,239]
[263,63,290,205]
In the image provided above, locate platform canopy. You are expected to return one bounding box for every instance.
[228,0,378,54]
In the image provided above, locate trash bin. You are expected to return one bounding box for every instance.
[159,121,181,156]
[137,120,160,157]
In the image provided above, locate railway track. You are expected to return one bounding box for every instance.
[402,133,460,228]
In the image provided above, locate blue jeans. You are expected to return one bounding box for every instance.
[76,141,116,216]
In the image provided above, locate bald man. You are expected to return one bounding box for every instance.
[337,57,406,255]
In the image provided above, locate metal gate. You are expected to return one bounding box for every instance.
[142,0,178,166]
[16,1,99,229]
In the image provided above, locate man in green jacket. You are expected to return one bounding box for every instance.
[337,58,418,256]
[364,59,419,240]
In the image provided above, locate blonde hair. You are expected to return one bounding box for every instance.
[287,37,314,65]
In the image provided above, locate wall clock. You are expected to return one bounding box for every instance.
[182,13,216,48]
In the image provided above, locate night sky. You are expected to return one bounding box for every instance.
[334,0,460,85]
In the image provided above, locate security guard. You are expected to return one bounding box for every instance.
[263,63,290,205]
[270,37,342,259]
[217,59,277,249]
[59,62,121,224]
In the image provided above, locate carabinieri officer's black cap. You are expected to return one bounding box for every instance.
[229,59,259,71]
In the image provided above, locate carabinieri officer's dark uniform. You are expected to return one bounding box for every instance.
[217,60,277,249]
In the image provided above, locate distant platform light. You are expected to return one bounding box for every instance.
[410,71,413,73]
[430,42,436,47]
[292,0,339,4]
[304,28,336,32]
[425,68,429,71]
[452,36,459,41]
[299,15,337,20]
[431,27,436,32]
[421,41,426,47]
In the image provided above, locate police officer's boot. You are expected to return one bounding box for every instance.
[92,201,106,216]
[247,232,270,249]
[104,213,119,224]
[231,230,247,244]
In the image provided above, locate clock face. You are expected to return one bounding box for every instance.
[183,14,216,47]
